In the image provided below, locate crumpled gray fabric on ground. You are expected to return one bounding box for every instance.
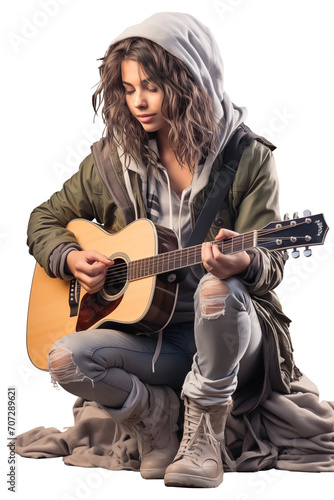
[13,375,334,473]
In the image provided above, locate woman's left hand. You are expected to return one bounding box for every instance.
[201,228,251,279]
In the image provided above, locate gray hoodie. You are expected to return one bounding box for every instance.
[111,12,247,322]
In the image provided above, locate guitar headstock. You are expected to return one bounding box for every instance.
[258,211,329,259]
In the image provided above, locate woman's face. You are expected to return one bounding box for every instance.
[121,59,169,135]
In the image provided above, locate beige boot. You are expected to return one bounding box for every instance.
[128,384,180,479]
[164,396,232,488]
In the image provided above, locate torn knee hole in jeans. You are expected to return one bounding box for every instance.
[199,274,230,320]
[48,346,92,388]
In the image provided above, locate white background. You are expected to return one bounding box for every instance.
[1,0,333,499]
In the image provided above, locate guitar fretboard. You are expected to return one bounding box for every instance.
[128,231,257,280]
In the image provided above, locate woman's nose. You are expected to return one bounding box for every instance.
[134,90,147,108]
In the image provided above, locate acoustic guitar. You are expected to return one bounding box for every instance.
[26,212,328,369]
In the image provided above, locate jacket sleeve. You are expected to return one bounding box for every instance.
[27,155,101,277]
[231,141,285,296]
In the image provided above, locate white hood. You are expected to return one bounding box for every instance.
[111,12,246,133]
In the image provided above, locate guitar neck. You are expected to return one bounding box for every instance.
[128,231,257,280]
[125,212,328,281]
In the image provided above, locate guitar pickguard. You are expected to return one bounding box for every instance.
[76,292,123,331]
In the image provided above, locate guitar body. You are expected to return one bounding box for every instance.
[27,219,179,370]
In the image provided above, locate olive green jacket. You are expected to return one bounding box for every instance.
[27,137,300,411]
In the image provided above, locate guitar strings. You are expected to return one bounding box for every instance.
[103,236,308,286]
[103,222,310,285]
[104,221,307,274]
[99,221,311,288]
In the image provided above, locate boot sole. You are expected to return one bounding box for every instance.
[140,467,166,480]
[164,471,224,488]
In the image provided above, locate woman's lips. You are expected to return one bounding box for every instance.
[137,114,156,123]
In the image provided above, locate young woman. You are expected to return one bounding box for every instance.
[27,12,301,488]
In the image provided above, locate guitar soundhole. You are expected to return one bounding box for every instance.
[103,257,128,297]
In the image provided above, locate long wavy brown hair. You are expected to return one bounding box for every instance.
[92,37,219,172]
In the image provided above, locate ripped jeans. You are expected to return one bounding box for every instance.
[48,275,263,409]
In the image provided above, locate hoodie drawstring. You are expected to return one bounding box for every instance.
[123,168,139,220]
[151,330,163,373]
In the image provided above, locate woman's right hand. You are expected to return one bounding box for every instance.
[65,250,114,294]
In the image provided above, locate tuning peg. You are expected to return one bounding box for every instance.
[292,248,300,258]
[282,250,289,261]
[303,209,312,217]
[304,247,312,257]
[293,212,299,219]
[284,213,290,221]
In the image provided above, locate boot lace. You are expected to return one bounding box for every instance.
[177,402,219,463]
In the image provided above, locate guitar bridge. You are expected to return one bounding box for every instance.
[69,278,81,317]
